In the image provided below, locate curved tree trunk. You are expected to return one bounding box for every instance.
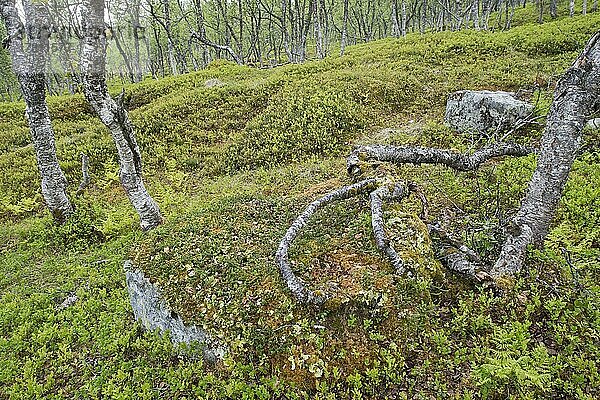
[0,0,73,223]
[491,32,600,278]
[81,0,162,231]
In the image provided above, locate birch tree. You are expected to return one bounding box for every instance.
[0,0,73,222]
[80,0,162,230]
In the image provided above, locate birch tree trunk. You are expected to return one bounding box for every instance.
[401,0,407,36]
[570,0,575,16]
[0,0,73,223]
[162,0,178,75]
[81,0,162,231]
[391,0,400,37]
[491,32,600,278]
[340,0,349,55]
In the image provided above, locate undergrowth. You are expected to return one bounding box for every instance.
[0,13,599,399]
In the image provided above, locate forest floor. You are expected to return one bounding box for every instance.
[1,8,600,399]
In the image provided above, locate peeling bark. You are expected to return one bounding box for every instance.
[276,179,378,304]
[0,0,73,223]
[491,32,600,278]
[81,0,162,231]
[347,142,534,176]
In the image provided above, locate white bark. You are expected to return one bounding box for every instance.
[81,0,162,231]
[0,0,73,222]
[491,32,600,278]
[276,179,378,304]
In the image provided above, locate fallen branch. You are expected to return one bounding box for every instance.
[347,142,535,176]
[370,183,410,274]
[275,179,378,305]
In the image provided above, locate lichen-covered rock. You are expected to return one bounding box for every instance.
[204,78,225,88]
[124,261,225,362]
[445,90,534,134]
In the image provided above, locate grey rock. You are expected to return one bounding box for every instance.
[445,90,534,135]
[57,293,78,310]
[204,78,225,88]
[124,261,226,362]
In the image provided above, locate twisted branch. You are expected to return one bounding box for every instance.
[275,179,378,305]
[370,183,411,274]
[347,142,534,176]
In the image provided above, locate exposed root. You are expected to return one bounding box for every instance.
[347,142,534,176]
[275,179,378,305]
[370,183,410,274]
[427,222,491,282]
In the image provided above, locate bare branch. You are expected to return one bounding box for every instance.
[369,183,410,274]
[76,153,90,196]
[347,142,535,176]
[275,179,378,305]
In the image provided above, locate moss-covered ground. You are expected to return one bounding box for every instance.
[1,12,600,399]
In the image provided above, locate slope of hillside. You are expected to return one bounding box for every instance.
[0,16,599,399]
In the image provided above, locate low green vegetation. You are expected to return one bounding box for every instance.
[1,14,600,399]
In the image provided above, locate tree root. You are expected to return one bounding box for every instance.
[370,183,410,275]
[275,179,378,305]
[277,141,533,303]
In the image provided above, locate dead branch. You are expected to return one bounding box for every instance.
[347,142,535,176]
[275,179,378,305]
[76,153,90,196]
[370,183,410,274]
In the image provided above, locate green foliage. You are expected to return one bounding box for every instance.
[29,200,106,251]
[229,83,365,169]
[1,14,600,399]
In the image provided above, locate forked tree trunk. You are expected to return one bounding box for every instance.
[80,0,162,231]
[0,0,73,223]
[491,32,600,278]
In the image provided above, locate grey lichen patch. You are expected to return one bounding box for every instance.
[445,90,534,135]
[124,260,226,362]
[205,78,226,88]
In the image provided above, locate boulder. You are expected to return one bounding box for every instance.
[204,78,225,88]
[445,90,534,135]
[124,261,225,361]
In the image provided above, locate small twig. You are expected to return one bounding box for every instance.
[76,153,90,196]
[560,247,590,295]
